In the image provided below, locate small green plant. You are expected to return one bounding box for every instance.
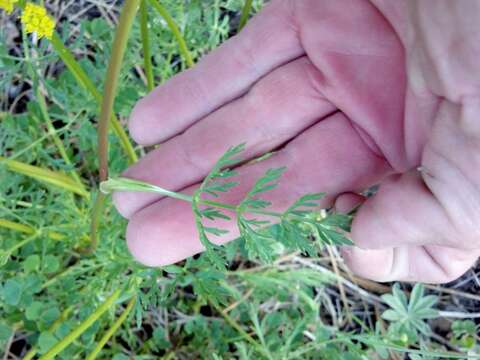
[381,283,439,345]
[451,320,480,351]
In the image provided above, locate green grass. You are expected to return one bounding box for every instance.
[0,1,479,359]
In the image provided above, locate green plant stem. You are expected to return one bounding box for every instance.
[39,289,122,360]
[89,192,105,252]
[0,156,89,198]
[148,0,194,68]
[4,233,38,255]
[101,177,282,218]
[20,27,87,193]
[140,0,154,91]
[41,263,103,290]
[0,218,64,240]
[50,33,138,164]
[238,0,253,32]
[91,0,140,252]
[22,307,74,360]
[35,93,86,192]
[50,34,98,99]
[85,296,136,360]
[0,218,35,235]
[97,0,140,182]
[203,199,281,218]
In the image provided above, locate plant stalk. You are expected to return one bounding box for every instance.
[97,0,140,182]
[38,289,122,360]
[140,0,154,91]
[100,177,282,218]
[91,0,140,252]
[85,296,136,360]
[238,0,253,32]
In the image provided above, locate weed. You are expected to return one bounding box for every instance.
[0,1,479,359]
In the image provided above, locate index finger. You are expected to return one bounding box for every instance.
[129,1,303,145]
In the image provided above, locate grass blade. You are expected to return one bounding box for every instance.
[0,156,89,198]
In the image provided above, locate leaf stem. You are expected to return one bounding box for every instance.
[202,199,281,218]
[85,296,136,360]
[238,0,253,32]
[38,289,122,360]
[89,192,105,252]
[148,0,194,68]
[140,0,154,91]
[3,233,39,255]
[101,177,282,218]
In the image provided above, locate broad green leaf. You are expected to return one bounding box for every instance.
[23,254,40,272]
[26,301,44,320]
[38,332,58,354]
[0,323,12,346]
[43,254,60,273]
[3,279,23,306]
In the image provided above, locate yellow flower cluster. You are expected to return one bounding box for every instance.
[0,0,18,14]
[20,3,55,40]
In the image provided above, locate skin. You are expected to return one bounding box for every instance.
[113,0,480,284]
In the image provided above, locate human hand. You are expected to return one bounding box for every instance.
[113,0,480,283]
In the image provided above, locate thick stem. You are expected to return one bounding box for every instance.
[98,0,140,182]
[91,0,140,251]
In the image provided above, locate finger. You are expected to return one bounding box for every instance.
[129,1,303,145]
[124,113,391,266]
[350,171,462,250]
[352,99,480,251]
[342,245,480,283]
[342,97,480,283]
[114,57,335,218]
